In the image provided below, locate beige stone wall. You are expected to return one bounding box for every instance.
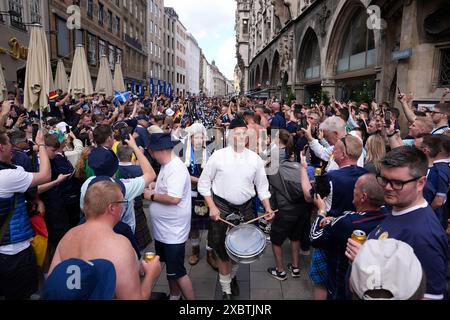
[244,0,449,108]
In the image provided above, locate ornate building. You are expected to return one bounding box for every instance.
[236,0,450,116]
[148,0,164,89]
[0,0,49,90]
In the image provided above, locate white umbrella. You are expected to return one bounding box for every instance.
[113,61,125,92]
[54,59,68,92]
[68,44,93,96]
[95,55,114,97]
[23,24,51,112]
[0,60,6,102]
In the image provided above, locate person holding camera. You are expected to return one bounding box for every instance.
[309,174,389,299]
[300,134,367,300]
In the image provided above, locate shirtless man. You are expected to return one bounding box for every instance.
[243,109,263,153]
[48,181,161,300]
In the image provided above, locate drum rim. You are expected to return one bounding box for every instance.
[225,224,267,258]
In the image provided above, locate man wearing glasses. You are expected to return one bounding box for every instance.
[430,103,449,135]
[346,146,448,300]
[48,180,161,300]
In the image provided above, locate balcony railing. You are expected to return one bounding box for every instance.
[124,34,142,51]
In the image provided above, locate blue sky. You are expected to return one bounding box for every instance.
[164,0,236,80]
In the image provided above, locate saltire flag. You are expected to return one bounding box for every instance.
[113,91,131,106]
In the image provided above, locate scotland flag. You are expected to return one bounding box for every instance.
[113,91,131,106]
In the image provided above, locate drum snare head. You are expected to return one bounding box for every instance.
[225,224,266,258]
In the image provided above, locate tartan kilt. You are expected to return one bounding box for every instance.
[309,248,328,285]
[207,195,254,261]
[134,201,152,251]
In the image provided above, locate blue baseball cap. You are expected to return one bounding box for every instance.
[42,258,116,300]
[88,147,119,177]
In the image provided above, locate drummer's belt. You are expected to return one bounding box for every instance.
[212,194,253,225]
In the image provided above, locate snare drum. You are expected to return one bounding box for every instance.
[225,224,267,264]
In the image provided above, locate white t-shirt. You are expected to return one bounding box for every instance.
[0,166,34,255]
[149,156,191,244]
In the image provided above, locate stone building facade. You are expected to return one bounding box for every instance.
[121,0,147,94]
[162,6,176,93]
[186,32,200,96]
[47,0,124,92]
[148,0,164,90]
[174,12,187,97]
[0,0,49,90]
[236,0,450,116]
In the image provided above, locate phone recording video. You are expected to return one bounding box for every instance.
[314,175,331,199]
[32,124,39,142]
[120,127,130,145]
[299,117,308,130]
[385,111,392,128]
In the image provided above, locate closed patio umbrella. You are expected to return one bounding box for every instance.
[23,24,51,112]
[68,44,93,96]
[113,61,125,92]
[54,59,68,92]
[95,55,114,97]
[0,60,6,102]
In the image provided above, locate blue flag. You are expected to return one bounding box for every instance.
[168,83,172,98]
[150,78,154,97]
[163,81,167,96]
[113,91,131,106]
[157,80,161,96]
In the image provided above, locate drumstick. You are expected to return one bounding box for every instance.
[218,217,237,228]
[245,210,279,225]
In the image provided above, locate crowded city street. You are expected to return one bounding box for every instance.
[0,0,449,306]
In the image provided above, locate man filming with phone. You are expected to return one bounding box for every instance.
[387,90,434,149]
[299,134,367,300]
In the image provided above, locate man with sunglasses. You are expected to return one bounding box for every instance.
[346,146,448,300]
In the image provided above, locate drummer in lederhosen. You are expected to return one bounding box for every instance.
[198,118,274,300]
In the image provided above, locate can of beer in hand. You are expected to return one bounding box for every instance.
[144,252,156,261]
[351,230,367,244]
[314,167,322,176]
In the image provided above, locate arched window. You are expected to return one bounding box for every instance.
[304,35,320,79]
[337,9,375,73]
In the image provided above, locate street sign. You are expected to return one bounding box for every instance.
[392,48,412,61]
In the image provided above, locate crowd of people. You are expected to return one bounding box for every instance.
[0,82,449,300]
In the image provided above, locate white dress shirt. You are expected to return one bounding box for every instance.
[198,146,271,206]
